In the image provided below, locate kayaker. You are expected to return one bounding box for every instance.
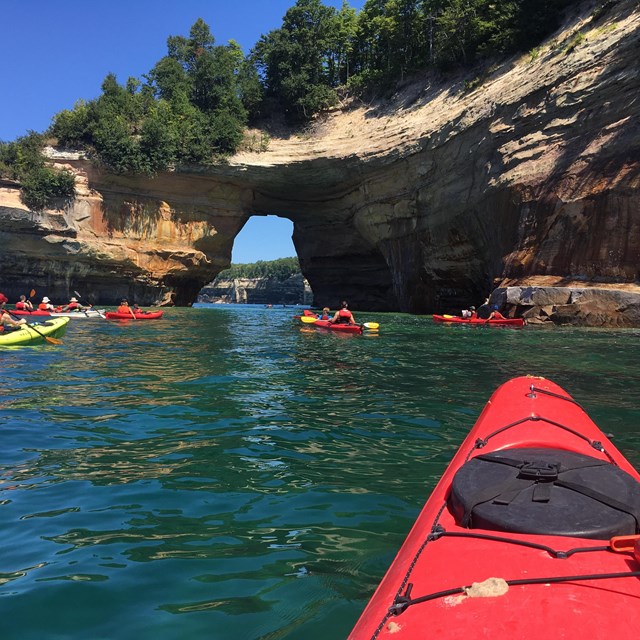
[62,296,86,312]
[117,299,133,314]
[488,305,506,320]
[320,307,331,320]
[330,301,356,325]
[461,305,477,319]
[38,296,56,311]
[0,302,27,330]
[15,295,34,311]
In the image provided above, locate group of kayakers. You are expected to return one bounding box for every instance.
[1,290,147,324]
[10,292,90,313]
[461,302,506,321]
[116,299,145,315]
[309,300,358,325]
[0,291,92,332]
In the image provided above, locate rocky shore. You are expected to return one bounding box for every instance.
[490,282,640,327]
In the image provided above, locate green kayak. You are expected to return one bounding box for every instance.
[0,317,69,346]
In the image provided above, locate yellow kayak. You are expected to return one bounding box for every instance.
[0,317,69,346]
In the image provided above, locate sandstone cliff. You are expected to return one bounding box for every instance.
[0,0,638,319]
[199,274,313,306]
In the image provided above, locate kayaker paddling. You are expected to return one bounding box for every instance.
[330,300,357,325]
[487,305,506,320]
[38,296,56,312]
[15,294,34,311]
[62,296,88,312]
[0,301,27,331]
[117,299,137,320]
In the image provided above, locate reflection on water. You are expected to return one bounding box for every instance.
[1,306,640,638]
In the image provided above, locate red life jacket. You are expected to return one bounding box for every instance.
[337,308,353,323]
[66,302,79,310]
[38,303,49,310]
[15,301,26,310]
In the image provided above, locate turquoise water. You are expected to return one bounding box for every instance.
[1,305,640,639]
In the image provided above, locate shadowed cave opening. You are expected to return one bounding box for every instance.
[196,212,399,310]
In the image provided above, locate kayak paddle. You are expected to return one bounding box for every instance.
[300,316,317,323]
[73,291,107,319]
[4,308,63,345]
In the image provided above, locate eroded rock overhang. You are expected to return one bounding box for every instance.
[0,1,638,312]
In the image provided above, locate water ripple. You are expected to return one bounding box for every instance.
[1,307,639,638]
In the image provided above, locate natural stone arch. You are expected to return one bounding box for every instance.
[1,1,638,314]
[77,161,400,309]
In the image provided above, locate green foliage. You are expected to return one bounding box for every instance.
[216,257,302,281]
[252,0,342,121]
[0,132,76,211]
[48,18,252,174]
[37,1,581,172]
[20,165,76,211]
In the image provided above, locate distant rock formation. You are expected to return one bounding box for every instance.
[198,274,313,305]
[0,1,638,324]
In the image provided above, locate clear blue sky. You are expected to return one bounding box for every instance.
[1,0,364,264]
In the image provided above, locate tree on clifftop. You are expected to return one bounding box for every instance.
[0,132,75,210]
[44,1,581,170]
[252,0,345,121]
[50,18,251,173]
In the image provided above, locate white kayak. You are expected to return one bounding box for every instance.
[49,309,106,319]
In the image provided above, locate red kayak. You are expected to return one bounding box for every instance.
[104,311,164,320]
[9,309,52,316]
[433,314,525,327]
[349,376,640,639]
[302,318,363,333]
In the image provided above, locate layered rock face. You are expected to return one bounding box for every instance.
[199,274,313,305]
[0,1,638,318]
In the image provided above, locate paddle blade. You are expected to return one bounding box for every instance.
[45,336,63,345]
[300,316,317,323]
[29,289,36,298]
[363,322,379,330]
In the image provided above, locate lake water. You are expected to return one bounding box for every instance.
[1,305,640,639]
